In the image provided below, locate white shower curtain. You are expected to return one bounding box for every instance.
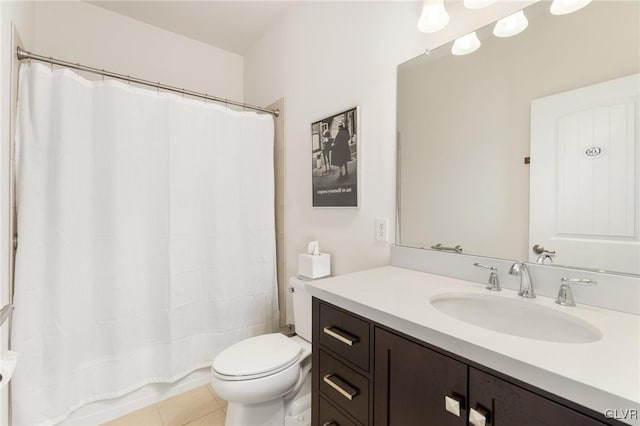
[11,63,277,426]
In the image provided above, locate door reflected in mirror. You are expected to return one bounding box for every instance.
[397,1,639,275]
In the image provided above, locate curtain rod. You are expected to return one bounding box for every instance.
[16,47,279,117]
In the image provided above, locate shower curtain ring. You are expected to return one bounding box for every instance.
[102,70,105,82]
[49,57,53,71]
[157,83,160,94]
[76,63,80,78]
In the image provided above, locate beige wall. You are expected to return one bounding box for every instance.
[243,1,533,323]
[33,1,243,101]
[398,1,640,261]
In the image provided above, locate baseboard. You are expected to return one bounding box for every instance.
[60,367,212,426]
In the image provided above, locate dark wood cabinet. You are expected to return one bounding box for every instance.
[374,328,467,426]
[312,298,614,426]
[319,350,369,424]
[318,302,370,372]
[319,396,358,426]
[469,368,608,426]
[313,299,373,426]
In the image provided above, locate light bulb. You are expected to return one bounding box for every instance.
[464,0,497,9]
[550,0,592,15]
[493,10,528,38]
[451,32,481,56]
[417,0,450,33]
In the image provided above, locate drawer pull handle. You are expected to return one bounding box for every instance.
[323,326,359,346]
[323,374,359,401]
[322,422,337,426]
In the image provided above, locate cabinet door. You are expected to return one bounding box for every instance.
[374,328,467,426]
[469,368,607,426]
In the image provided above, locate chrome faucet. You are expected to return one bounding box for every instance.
[509,262,535,298]
[473,262,501,291]
[556,277,597,307]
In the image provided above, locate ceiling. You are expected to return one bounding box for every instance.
[88,1,296,55]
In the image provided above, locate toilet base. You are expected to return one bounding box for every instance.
[226,400,284,426]
[224,375,311,426]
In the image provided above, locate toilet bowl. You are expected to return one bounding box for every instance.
[211,278,312,426]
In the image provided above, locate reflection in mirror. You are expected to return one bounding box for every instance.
[397,1,639,275]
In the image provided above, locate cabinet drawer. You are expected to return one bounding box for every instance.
[319,303,370,371]
[319,350,369,425]
[319,396,358,426]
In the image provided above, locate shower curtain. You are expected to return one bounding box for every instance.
[11,63,277,426]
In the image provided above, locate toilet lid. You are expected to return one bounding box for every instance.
[212,333,302,379]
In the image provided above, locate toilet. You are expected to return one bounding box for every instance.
[211,278,313,426]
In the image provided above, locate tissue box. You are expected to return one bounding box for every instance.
[298,253,331,279]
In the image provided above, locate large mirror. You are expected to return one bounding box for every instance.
[397,1,640,275]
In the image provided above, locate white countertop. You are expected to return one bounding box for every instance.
[305,266,640,425]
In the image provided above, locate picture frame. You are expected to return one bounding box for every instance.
[311,107,359,207]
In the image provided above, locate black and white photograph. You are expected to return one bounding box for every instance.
[311,107,358,207]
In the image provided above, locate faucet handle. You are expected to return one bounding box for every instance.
[474,263,501,291]
[474,262,496,271]
[560,277,597,286]
[556,278,597,307]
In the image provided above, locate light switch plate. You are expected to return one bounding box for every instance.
[375,217,389,242]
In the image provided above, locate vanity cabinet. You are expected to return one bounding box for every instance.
[469,368,608,426]
[312,298,618,426]
[313,299,373,426]
[374,328,467,426]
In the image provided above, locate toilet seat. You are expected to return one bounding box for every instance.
[212,333,302,381]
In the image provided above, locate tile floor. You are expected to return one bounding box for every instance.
[103,384,227,426]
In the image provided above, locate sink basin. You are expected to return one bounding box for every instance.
[430,293,602,343]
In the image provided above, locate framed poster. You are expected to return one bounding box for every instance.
[311,107,358,207]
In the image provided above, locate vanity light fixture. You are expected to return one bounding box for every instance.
[493,10,528,38]
[463,0,497,9]
[550,0,592,15]
[451,32,481,56]
[417,0,450,33]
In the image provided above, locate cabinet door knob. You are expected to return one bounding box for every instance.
[323,326,359,346]
[469,405,491,426]
[444,394,465,417]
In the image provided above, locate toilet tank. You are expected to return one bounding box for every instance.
[290,277,312,342]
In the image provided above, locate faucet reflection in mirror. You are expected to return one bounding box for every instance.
[397,1,639,276]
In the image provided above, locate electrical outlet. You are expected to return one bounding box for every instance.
[375,218,389,242]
